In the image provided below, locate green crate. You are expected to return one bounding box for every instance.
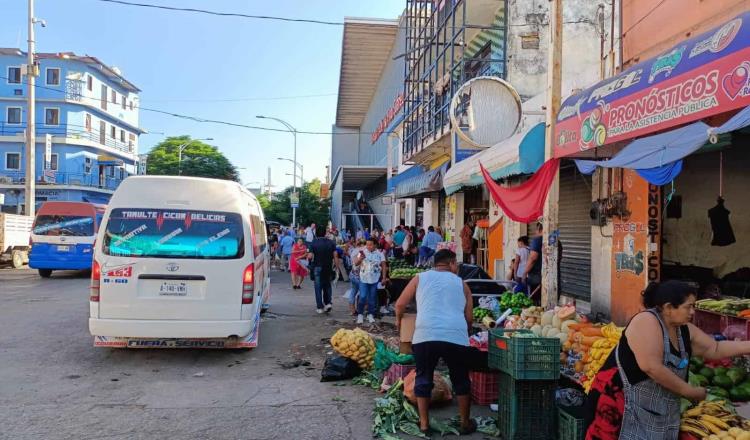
[497,372,557,440]
[488,328,561,380]
[558,406,585,440]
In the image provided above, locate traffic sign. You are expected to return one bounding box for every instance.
[290,191,299,209]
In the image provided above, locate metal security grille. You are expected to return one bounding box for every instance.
[558,166,592,301]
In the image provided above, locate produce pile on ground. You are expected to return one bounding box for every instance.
[559,315,623,392]
[689,357,750,402]
[387,259,426,279]
[498,291,534,315]
[387,258,411,270]
[331,328,376,370]
[472,307,495,322]
[697,298,750,318]
[681,399,750,439]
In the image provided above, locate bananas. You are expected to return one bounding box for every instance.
[681,400,750,439]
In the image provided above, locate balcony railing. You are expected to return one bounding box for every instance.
[0,122,137,156]
[0,170,124,191]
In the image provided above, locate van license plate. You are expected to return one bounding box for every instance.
[159,282,188,296]
[57,245,70,252]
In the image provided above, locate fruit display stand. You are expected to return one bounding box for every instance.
[694,298,750,339]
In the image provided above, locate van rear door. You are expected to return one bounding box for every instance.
[98,208,251,321]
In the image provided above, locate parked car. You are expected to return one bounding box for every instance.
[89,175,270,349]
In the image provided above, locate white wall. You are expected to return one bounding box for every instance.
[663,148,750,278]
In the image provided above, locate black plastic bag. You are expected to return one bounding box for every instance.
[320,355,362,382]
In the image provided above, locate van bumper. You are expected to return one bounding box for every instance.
[89,318,254,339]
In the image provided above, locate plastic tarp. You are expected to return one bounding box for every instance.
[393,162,448,198]
[480,158,560,223]
[444,122,545,195]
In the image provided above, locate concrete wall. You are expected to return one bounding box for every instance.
[505,0,620,100]
[330,125,360,175]
[622,0,749,67]
[663,147,750,278]
[590,168,613,319]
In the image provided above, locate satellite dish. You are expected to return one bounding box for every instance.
[449,76,522,149]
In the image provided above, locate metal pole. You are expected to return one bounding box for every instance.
[178,145,183,175]
[25,0,36,217]
[542,0,563,309]
[292,130,297,229]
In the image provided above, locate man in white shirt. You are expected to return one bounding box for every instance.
[305,223,315,244]
[510,235,530,293]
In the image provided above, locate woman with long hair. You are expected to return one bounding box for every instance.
[290,237,309,289]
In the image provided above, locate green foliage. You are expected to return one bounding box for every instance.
[258,178,330,226]
[146,136,240,182]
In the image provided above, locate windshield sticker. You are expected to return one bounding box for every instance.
[33,217,93,234]
[158,227,183,244]
[196,228,231,248]
[114,224,148,247]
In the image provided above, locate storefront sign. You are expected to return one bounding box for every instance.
[371,93,404,144]
[647,184,662,283]
[555,12,750,158]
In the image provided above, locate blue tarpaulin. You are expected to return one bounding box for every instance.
[575,106,750,184]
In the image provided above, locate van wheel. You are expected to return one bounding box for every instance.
[38,269,52,278]
[11,250,24,269]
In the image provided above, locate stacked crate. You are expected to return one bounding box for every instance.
[488,329,560,439]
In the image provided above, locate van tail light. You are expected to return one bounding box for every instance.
[90,260,101,302]
[242,264,254,304]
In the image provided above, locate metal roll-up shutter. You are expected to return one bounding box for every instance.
[558,166,592,301]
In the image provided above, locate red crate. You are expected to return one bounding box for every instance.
[385,363,415,384]
[470,370,498,405]
[721,315,750,340]
[693,309,723,335]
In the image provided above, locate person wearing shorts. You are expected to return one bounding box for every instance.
[395,249,476,436]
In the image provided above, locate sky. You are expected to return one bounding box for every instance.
[0,0,404,189]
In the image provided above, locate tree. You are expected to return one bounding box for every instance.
[258,178,330,227]
[146,136,239,181]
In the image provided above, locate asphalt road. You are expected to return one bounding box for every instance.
[0,267,493,440]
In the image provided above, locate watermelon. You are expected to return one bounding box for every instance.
[712,374,733,389]
[727,367,746,385]
[698,367,714,380]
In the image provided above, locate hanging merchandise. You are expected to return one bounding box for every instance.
[709,152,736,247]
[479,159,560,223]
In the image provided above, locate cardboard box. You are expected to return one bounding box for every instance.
[400,313,416,342]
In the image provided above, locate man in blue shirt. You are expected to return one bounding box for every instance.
[280,231,295,272]
[523,222,543,300]
[417,226,442,266]
[392,226,406,258]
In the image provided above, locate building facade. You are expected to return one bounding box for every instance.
[0,48,143,213]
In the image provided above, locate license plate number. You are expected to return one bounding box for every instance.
[159,282,187,296]
[57,245,70,252]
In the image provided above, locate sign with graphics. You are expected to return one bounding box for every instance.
[290,192,299,209]
[371,93,404,144]
[555,13,750,158]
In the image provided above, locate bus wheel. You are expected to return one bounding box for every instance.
[38,269,52,278]
[11,250,24,269]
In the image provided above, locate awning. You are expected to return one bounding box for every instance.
[394,162,448,198]
[444,122,545,195]
[330,165,387,191]
[555,11,750,158]
[388,164,426,192]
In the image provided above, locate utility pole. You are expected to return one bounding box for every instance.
[542,0,563,309]
[24,0,37,217]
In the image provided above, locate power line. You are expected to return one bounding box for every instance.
[94,0,346,26]
[0,75,388,136]
[141,93,337,103]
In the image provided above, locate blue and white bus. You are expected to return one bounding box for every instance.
[29,201,105,277]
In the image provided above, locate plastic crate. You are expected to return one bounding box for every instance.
[721,315,750,340]
[558,406,586,440]
[497,372,557,440]
[693,309,723,335]
[489,328,561,380]
[469,370,498,405]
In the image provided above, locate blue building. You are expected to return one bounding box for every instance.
[0,48,144,213]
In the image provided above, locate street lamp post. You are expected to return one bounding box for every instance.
[177,137,213,176]
[257,116,298,227]
[277,157,303,183]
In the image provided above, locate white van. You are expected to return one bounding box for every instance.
[89,176,270,349]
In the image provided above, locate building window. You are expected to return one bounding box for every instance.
[108,166,115,178]
[85,113,92,132]
[6,107,22,125]
[119,168,125,180]
[7,67,21,84]
[119,129,125,143]
[129,101,133,110]
[50,153,59,171]
[87,75,93,91]
[99,121,106,144]
[5,152,21,170]
[101,85,108,110]
[111,90,117,105]
[46,68,61,86]
[128,133,135,152]
[84,157,92,174]
[121,96,127,110]
[110,125,116,139]
[44,108,60,126]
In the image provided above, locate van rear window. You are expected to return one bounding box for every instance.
[103,209,244,259]
[33,215,95,236]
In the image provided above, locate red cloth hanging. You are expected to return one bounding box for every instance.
[480,158,560,223]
